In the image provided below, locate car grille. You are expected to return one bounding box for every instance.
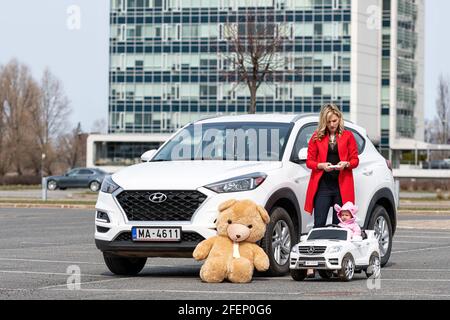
[116,190,207,221]
[299,246,327,255]
[113,231,205,243]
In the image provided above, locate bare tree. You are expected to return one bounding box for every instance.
[221,8,291,114]
[29,68,71,176]
[58,122,87,169]
[436,74,450,144]
[0,60,40,175]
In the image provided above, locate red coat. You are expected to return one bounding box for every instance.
[304,130,360,214]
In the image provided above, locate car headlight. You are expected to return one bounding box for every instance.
[291,245,299,254]
[204,173,267,193]
[100,175,120,194]
[327,246,342,254]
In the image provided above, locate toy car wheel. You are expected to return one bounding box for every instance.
[318,270,334,280]
[103,254,147,276]
[368,205,393,267]
[261,207,296,276]
[47,180,57,190]
[338,254,355,282]
[290,269,307,281]
[365,253,381,278]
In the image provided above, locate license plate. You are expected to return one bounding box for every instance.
[305,261,319,266]
[132,227,181,242]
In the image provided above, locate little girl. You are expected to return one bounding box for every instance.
[334,202,361,238]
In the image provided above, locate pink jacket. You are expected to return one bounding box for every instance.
[334,202,361,238]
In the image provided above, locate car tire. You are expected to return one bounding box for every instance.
[338,253,355,282]
[368,205,393,267]
[89,181,101,192]
[318,270,334,280]
[261,207,296,276]
[365,252,381,279]
[103,254,147,276]
[290,269,307,281]
[47,180,57,191]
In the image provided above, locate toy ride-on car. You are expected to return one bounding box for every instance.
[289,226,381,281]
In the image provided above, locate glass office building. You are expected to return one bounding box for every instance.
[380,0,424,160]
[108,0,353,134]
[86,0,424,171]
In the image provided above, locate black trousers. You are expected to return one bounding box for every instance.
[313,188,342,228]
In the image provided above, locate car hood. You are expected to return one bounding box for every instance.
[299,240,346,247]
[112,161,283,190]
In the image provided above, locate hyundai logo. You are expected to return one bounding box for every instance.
[307,246,315,254]
[149,193,167,203]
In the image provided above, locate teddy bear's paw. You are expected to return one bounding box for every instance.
[199,261,228,283]
[254,256,270,272]
[228,258,253,283]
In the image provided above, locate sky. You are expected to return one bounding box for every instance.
[0,0,448,133]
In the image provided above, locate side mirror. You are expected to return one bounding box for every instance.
[141,149,157,162]
[298,148,308,161]
[300,235,308,242]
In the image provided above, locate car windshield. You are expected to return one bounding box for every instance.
[308,229,348,241]
[152,122,293,162]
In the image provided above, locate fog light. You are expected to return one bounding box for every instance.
[96,226,110,233]
[96,211,110,223]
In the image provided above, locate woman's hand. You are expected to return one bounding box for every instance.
[336,161,350,171]
[318,162,333,172]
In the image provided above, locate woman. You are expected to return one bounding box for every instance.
[304,103,360,228]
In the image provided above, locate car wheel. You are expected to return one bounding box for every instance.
[47,180,57,191]
[261,207,296,276]
[89,181,101,192]
[318,270,334,280]
[290,269,307,281]
[368,205,393,267]
[338,254,355,282]
[103,254,147,276]
[365,252,381,279]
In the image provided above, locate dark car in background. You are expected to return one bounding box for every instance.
[46,168,108,192]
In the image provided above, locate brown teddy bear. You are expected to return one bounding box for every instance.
[193,199,270,283]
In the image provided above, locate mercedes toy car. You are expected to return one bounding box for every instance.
[289,226,381,281]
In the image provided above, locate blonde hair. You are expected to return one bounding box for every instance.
[315,103,344,141]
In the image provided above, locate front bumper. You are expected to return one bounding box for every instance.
[94,186,268,257]
[289,253,342,270]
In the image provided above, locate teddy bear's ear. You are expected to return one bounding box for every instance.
[218,199,237,212]
[257,205,270,224]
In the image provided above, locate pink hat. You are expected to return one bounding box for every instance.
[334,202,358,218]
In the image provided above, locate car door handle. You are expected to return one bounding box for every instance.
[363,169,373,176]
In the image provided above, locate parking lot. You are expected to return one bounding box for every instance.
[0,207,450,300]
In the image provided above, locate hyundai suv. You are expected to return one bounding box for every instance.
[95,114,398,276]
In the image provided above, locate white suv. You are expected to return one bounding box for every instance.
[95,114,398,276]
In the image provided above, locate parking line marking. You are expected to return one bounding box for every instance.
[0,270,109,278]
[38,276,133,290]
[0,258,104,265]
[392,244,450,254]
[394,235,450,239]
[394,241,438,244]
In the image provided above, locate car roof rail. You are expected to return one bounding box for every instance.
[291,113,354,125]
[194,114,226,123]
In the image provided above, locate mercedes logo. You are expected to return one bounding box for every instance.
[307,246,315,254]
[149,192,167,203]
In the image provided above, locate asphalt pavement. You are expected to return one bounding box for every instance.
[0,207,450,300]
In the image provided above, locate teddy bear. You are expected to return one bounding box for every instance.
[192,199,270,283]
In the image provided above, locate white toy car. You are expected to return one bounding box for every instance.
[289,226,381,281]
